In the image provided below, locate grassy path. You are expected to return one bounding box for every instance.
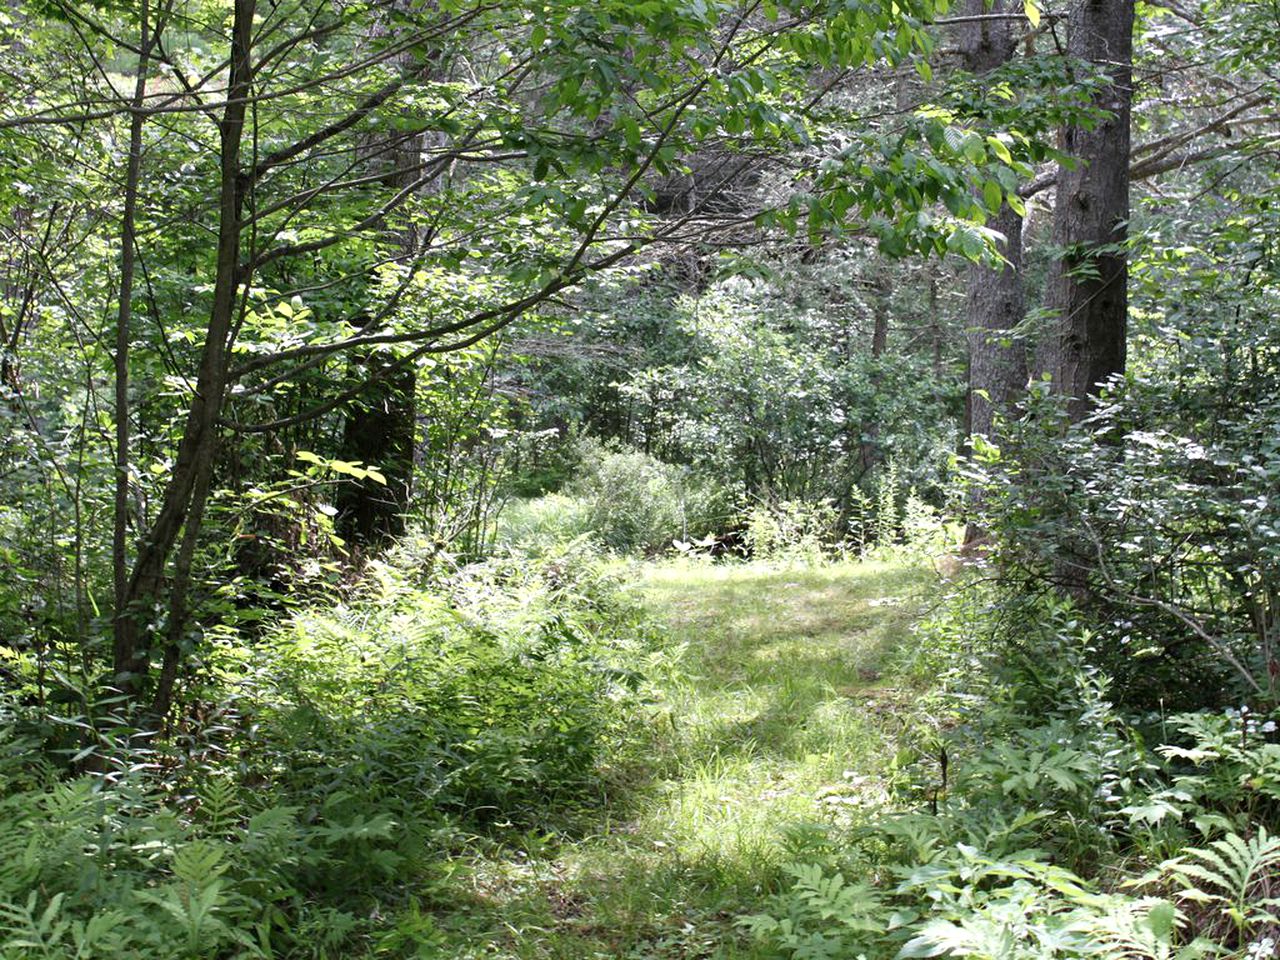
[427,559,933,959]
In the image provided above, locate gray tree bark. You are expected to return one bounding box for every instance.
[965,206,1026,445]
[957,0,1027,450]
[956,0,1027,544]
[1045,0,1135,420]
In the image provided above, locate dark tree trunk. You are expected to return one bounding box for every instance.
[334,13,429,546]
[114,0,255,698]
[113,0,152,673]
[335,359,416,546]
[1041,0,1135,594]
[1045,0,1135,420]
[871,290,889,359]
[956,0,1019,72]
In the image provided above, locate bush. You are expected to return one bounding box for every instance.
[0,546,658,959]
[745,575,1280,960]
[744,498,841,563]
[246,571,641,826]
[493,492,596,556]
[966,347,1280,711]
[498,439,730,557]
[567,440,730,555]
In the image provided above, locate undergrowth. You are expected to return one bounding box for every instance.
[745,580,1280,960]
[0,541,663,958]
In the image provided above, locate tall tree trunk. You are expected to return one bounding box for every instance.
[114,0,255,696]
[1041,0,1135,595]
[965,206,1026,445]
[1045,0,1135,420]
[957,0,1026,447]
[334,11,429,547]
[956,0,1027,544]
[859,275,890,476]
[112,0,153,674]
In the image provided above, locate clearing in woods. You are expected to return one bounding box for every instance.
[422,559,934,959]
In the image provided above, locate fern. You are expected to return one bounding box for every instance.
[135,838,263,959]
[1163,827,1280,941]
[741,863,886,959]
[0,892,128,959]
[1069,896,1217,960]
[0,892,73,958]
[0,799,42,900]
[196,778,242,837]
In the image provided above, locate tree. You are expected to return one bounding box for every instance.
[332,2,437,548]
[1043,0,1135,419]
[6,0,1034,711]
[955,0,1027,455]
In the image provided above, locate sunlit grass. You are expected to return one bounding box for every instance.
[421,557,935,959]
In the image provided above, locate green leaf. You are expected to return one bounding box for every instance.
[1146,901,1177,940]
[986,136,1013,164]
[983,179,1003,213]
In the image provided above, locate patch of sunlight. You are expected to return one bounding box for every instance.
[639,754,835,872]
[426,557,936,960]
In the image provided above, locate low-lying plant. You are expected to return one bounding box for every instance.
[0,545,660,959]
[746,586,1280,960]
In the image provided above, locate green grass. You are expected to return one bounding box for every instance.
[414,558,935,959]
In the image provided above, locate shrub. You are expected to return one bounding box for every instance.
[0,546,657,959]
[744,498,840,563]
[235,545,655,836]
[496,440,730,557]
[967,363,1280,712]
[746,582,1280,960]
[570,439,731,554]
[493,492,596,556]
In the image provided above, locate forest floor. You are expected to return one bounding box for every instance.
[420,558,935,959]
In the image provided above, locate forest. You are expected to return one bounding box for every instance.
[1,0,1279,956]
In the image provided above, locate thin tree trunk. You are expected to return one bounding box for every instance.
[860,276,890,475]
[928,273,943,378]
[114,0,255,696]
[1045,0,1135,420]
[151,437,215,719]
[111,0,153,683]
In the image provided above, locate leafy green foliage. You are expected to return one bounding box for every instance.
[747,588,1280,960]
[499,439,730,556]
[0,547,657,958]
[745,499,843,564]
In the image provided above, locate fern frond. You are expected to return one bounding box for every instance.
[1164,827,1280,939]
[196,777,243,836]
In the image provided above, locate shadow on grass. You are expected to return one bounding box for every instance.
[416,559,935,960]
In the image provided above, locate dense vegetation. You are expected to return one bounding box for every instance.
[2,0,1279,956]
